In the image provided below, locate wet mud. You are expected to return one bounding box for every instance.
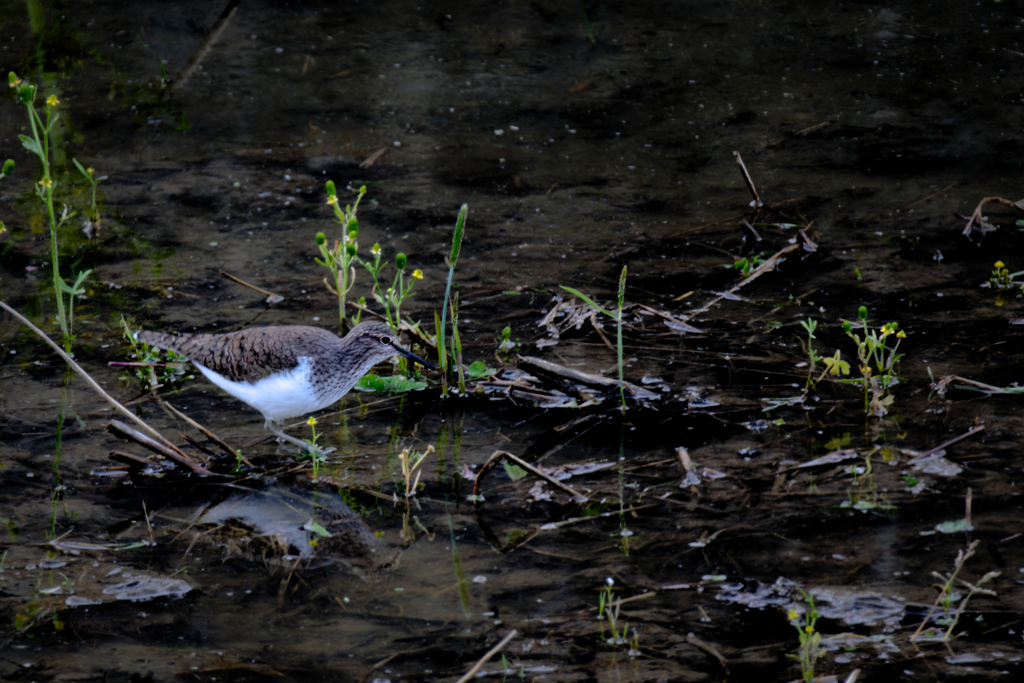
[2,1,1024,681]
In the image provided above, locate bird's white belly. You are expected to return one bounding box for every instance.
[195,358,330,420]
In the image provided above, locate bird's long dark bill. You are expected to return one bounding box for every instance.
[394,344,435,370]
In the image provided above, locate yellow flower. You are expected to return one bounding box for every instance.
[412,269,423,280]
[371,243,381,256]
[995,261,1005,269]
[87,167,94,177]
[897,330,906,339]
[306,416,317,426]
[46,94,59,107]
[804,625,813,634]
[788,609,799,621]
[326,195,338,206]
[0,222,6,234]
[39,178,52,189]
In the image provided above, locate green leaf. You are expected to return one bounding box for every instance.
[355,373,428,393]
[503,461,528,481]
[466,360,495,379]
[72,158,90,179]
[559,285,616,317]
[449,203,467,267]
[303,520,331,537]
[18,135,41,157]
[935,519,970,534]
[822,352,850,376]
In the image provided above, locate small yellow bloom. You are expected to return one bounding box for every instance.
[897,330,906,339]
[306,416,317,426]
[87,167,94,177]
[788,609,799,621]
[371,243,381,256]
[46,94,59,107]
[326,195,338,206]
[412,269,423,280]
[804,625,813,634]
[39,178,52,189]
[995,261,1005,269]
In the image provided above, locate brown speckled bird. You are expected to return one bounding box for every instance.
[136,320,431,450]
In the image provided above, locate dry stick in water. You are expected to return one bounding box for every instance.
[168,0,243,94]
[218,269,284,304]
[474,450,589,503]
[908,425,985,463]
[961,195,1024,238]
[733,150,763,208]
[454,629,519,683]
[0,298,214,476]
[159,398,253,466]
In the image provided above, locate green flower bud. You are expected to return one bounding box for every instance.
[395,253,407,270]
[325,180,336,196]
[842,320,852,333]
[857,306,868,320]
[358,185,367,195]
[8,72,17,85]
[1,159,13,176]
[18,84,34,104]
[345,243,357,257]
[315,232,326,246]
[347,218,358,235]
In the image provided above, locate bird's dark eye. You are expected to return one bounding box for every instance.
[379,336,392,344]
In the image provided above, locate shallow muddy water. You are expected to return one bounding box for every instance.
[2,1,1024,681]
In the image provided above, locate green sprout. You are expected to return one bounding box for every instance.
[560,265,629,412]
[798,319,823,389]
[597,577,636,654]
[72,158,107,241]
[438,204,468,398]
[986,260,1024,307]
[361,246,424,335]
[304,416,328,480]
[787,588,823,683]
[733,253,765,277]
[839,306,905,417]
[317,182,366,329]
[10,72,94,352]
[496,326,520,365]
[119,317,194,391]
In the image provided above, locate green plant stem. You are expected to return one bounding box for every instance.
[439,204,467,398]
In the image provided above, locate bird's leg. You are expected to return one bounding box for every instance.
[264,418,335,454]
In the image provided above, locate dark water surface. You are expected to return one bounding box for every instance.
[2,1,1024,681]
